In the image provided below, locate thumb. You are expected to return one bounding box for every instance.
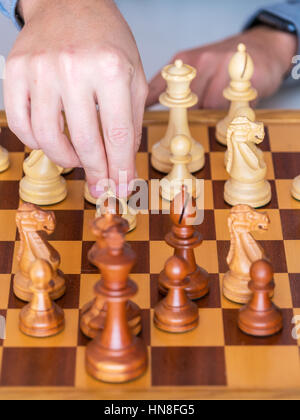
[146,71,167,107]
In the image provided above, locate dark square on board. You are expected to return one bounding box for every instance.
[280,210,300,240]
[223,308,296,346]
[151,347,227,387]
[0,181,20,210]
[0,347,76,387]
[0,242,14,274]
[273,153,300,180]
[0,128,25,152]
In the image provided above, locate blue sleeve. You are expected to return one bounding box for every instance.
[0,0,23,29]
[245,1,300,84]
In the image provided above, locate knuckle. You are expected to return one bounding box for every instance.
[106,127,131,145]
[29,52,49,74]
[98,49,133,81]
[5,55,25,77]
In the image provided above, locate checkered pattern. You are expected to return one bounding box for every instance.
[0,116,300,395]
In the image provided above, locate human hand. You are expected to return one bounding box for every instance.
[147,26,297,109]
[5,0,148,197]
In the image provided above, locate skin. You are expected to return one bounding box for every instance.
[4,4,297,196]
[147,26,298,109]
[5,0,148,197]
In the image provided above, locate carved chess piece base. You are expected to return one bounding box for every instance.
[238,305,283,337]
[159,266,209,301]
[224,179,271,208]
[19,175,67,206]
[20,304,65,338]
[14,271,66,302]
[223,272,252,304]
[292,176,300,201]
[152,139,205,174]
[0,146,10,173]
[80,297,142,339]
[86,336,148,384]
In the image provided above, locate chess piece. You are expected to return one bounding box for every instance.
[95,189,137,232]
[62,167,73,175]
[20,150,67,205]
[223,205,270,304]
[80,214,142,339]
[154,256,199,333]
[238,260,283,337]
[224,117,271,208]
[85,226,148,383]
[0,142,9,173]
[216,43,257,146]
[19,259,65,338]
[160,135,199,202]
[151,60,205,173]
[292,176,300,201]
[159,187,209,300]
[14,203,66,302]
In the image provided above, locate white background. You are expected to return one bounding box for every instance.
[0,0,299,109]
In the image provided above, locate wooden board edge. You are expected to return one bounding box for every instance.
[1,110,300,129]
[0,387,300,400]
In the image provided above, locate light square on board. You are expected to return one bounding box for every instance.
[47,180,85,210]
[12,241,82,275]
[151,308,224,347]
[276,180,300,210]
[225,346,300,389]
[0,275,11,309]
[150,240,219,275]
[0,153,24,181]
[4,309,79,348]
[0,210,17,241]
[284,240,300,273]
[136,152,149,180]
[269,124,300,152]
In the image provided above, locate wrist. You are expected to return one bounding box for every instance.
[18,0,51,22]
[248,25,298,74]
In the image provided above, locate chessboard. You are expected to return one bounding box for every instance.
[0,109,300,400]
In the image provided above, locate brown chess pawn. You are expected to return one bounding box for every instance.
[19,259,65,338]
[86,226,148,383]
[154,256,199,333]
[159,187,209,300]
[80,214,142,339]
[238,260,283,337]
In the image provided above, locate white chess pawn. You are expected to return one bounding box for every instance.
[95,189,137,232]
[216,44,257,146]
[160,134,198,202]
[151,60,205,174]
[292,176,300,201]
[224,117,271,208]
[20,150,67,206]
[0,145,9,173]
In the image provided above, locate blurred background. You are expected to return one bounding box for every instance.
[0,0,299,109]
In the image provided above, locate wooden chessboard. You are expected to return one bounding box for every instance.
[0,110,300,400]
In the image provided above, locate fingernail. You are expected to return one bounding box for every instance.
[89,185,105,198]
[117,183,129,198]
